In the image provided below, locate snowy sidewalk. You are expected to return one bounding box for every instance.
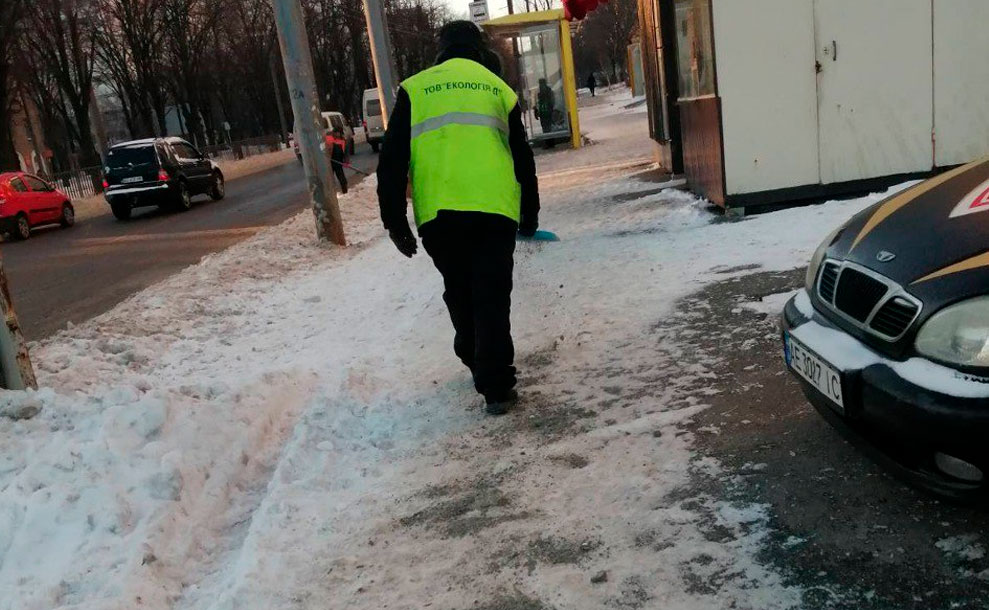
[0,91,908,609]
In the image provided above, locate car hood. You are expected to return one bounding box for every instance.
[829,157,989,310]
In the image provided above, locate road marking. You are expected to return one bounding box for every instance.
[75,226,269,247]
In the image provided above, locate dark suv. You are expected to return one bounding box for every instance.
[102,137,224,220]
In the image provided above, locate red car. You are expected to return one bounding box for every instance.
[0,172,75,240]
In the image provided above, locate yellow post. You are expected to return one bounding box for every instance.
[559,17,582,149]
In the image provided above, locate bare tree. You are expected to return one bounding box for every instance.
[95,0,170,138]
[526,0,556,12]
[574,0,637,83]
[302,0,369,119]
[388,0,450,81]
[212,0,281,138]
[24,0,102,166]
[8,0,457,159]
[0,0,25,169]
[162,0,228,145]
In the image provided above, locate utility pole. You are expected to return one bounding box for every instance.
[269,40,290,145]
[0,258,36,391]
[89,87,109,161]
[271,0,347,245]
[363,0,398,126]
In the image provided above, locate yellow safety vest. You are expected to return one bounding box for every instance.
[402,58,522,227]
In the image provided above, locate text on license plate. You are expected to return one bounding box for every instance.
[785,332,844,411]
[121,176,143,184]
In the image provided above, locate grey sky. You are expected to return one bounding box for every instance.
[442,0,562,22]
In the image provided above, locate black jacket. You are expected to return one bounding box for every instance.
[377,77,539,238]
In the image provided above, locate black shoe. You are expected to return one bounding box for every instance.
[485,390,518,416]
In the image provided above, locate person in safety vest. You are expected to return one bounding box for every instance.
[376,20,539,416]
[329,126,348,194]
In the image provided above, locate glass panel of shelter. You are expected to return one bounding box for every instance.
[517,24,570,141]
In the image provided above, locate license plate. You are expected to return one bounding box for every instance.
[785,332,844,412]
[121,176,143,184]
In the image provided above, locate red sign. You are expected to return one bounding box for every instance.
[563,0,608,20]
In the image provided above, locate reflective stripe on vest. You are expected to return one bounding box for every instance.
[410,112,510,139]
[402,58,522,227]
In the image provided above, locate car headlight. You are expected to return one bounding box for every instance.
[805,225,843,291]
[915,297,989,368]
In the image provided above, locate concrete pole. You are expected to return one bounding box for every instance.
[363,0,398,127]
[270,0,347,245]
[269,44,290,145]
[89,87,109,161]
[0,257,36,390]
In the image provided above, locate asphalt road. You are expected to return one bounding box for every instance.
[679,268,989,609]
[1,150,377,341]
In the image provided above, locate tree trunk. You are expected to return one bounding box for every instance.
[0,112,17,170]
[70,97,100,166]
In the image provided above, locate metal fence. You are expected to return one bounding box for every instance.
[50,166,103,201]
[203,135,283,162]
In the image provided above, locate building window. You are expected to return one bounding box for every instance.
[675,0,715,99]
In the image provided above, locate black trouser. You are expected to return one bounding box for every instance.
[331,146,348,193]
[420,211,517,402]
[539,115,554,135]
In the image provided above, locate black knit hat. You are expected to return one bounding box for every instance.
[437,20,485,52]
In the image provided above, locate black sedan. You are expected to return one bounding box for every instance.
[782,157,989,501]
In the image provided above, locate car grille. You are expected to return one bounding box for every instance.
[816,261,922,340]
[819,262,839,303]
[834,268,889,322]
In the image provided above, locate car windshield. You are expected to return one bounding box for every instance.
[107,146,156,168]
[366,99,381,117]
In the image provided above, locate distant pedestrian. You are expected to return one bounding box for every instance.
[586,73,596,97]
[535,78,555,135]
[329,127,348,194]
[376,20,540,415]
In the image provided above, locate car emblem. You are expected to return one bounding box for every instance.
[876,250,896,263]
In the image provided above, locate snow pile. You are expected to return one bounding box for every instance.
[739,290,801,317]
[0,93,912,608]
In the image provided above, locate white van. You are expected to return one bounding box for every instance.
[321,111,354,155]
[291,111,355,162]
[362,88,385,153]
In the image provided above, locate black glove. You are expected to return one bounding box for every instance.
[518,216,538,238]
[389,229,418,258]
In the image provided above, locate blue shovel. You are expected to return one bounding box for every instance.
[518,229,560,242]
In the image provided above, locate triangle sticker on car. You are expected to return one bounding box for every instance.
[950,180,989,218]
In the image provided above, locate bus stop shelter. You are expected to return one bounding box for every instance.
[482,10,582,149]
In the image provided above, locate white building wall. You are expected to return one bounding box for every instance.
[933,0,989,167]
[712,0,820,195]
[813,0,932,184]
